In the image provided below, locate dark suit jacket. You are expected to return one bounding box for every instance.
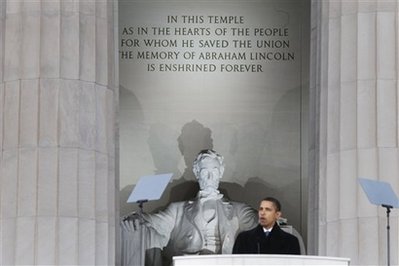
[232,223,300,255]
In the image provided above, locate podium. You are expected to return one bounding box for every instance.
[173,255,350,265]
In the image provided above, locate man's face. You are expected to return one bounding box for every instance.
[197,157,222,192]
[258,200,281,229]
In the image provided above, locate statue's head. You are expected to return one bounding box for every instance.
[192,149,225,193]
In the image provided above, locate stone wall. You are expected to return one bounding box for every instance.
[0,1,118,265]
[312,1,399,265]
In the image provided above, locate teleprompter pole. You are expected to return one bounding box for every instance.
[137,200,148,266]
[382,204,392,266]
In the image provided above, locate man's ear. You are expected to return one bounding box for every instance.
[276,211,282,219]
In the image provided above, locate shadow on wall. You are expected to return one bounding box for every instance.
[120,118,300,223]
[120,120,214,215]
[267,85,303,236]
[119,87,304,237]
[220,177,301,222]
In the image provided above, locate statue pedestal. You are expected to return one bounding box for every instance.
[173,254,350,265]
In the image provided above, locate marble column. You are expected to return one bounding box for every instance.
[0,1,118,265]
[312,0,399,265]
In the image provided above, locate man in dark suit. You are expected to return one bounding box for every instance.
[232,197,300,255]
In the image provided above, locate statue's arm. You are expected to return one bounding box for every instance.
[120,216,143,266]
[142,202,180,246]
[120,204,179,266]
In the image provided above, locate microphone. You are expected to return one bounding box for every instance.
[256,236,261,254]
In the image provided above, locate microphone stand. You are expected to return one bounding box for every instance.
[381,204,392,266]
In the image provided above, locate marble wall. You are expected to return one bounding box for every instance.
[311,1,399,265]
[1,0,399,265]
[118,0,309,242]
[0,1,118,265]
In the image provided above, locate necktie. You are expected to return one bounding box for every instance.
[265,231,270,237]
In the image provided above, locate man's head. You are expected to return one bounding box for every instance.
[258,197,282,229]
[192,149,224,193]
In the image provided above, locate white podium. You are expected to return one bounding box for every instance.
[173,255,350,266]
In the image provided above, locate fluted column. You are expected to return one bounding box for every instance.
[0,1,117,265]
[314,1,399,265]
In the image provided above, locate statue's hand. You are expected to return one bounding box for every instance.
[120,212,146,266]
[121,212,142,231]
